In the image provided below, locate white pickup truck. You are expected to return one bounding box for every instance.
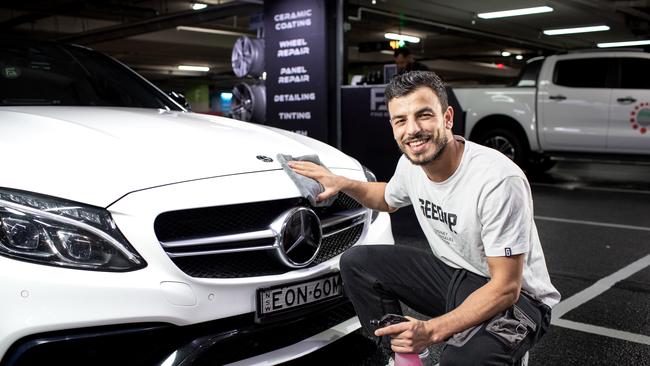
[453,50,650,172]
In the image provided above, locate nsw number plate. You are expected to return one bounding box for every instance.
[257,273,342,317]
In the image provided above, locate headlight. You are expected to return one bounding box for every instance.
[0,188,146,271]
[362,166,379,223]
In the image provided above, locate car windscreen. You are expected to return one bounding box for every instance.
[0,42,181,110]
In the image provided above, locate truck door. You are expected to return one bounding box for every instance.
[607,57,650,154]
[538,57,614,152]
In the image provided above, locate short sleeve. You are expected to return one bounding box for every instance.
[384,156,412,208]
[479,176,532,257]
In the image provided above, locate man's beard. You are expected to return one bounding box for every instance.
[399,131,449,166]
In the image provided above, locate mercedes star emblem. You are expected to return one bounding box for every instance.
[256,155,273,163]
[272,207,322,268]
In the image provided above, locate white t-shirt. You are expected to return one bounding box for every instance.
[385,138,561,307]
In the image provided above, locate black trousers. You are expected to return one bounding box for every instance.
[340,245,551,366]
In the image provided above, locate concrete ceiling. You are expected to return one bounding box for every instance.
[1,0,649,87]
[346,0,650,82]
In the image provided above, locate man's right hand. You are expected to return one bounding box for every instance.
[288,160,344,202]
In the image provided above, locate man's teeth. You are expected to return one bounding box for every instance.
[407,138,429,146]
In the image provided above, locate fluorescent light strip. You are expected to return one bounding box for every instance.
[178,65,210,72]
[384,33,420,43]
[544,25,610,35]
[598,39,650,48]
[478,6,553,19]
[176,25,252,37]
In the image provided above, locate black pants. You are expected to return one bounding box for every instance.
[340,245,551,366]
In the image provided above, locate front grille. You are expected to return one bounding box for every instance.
[314,223,364,264]
[154,198,301,242]
[172,224,364,278]
[172,250,284,278]
[154,194,366,278]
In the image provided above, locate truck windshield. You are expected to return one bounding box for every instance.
[0,41,182,110]
[515,57,544,87]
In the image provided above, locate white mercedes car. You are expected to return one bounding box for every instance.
[0,40,393,366]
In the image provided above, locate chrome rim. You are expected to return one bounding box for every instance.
[484,136,516,160]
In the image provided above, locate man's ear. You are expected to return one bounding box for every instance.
[444,106,454,130]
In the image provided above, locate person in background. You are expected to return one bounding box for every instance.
[394,47,430,74]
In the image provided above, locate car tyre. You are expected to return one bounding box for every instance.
[477,128,527,168]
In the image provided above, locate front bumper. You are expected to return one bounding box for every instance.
[2,299,356,366]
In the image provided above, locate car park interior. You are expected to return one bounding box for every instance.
[1,1,649,365]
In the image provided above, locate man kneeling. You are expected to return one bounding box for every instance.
[289,71,560,364]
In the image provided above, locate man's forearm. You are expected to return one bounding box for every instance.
[428,280,519,343]
[337,177,396,212]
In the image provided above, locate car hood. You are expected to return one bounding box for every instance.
[0,107,360,207]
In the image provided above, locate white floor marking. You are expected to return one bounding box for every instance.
[552,254,650,319]
[550,254,650,344]
[535,216,650,232]
[531,182,650,195]
[552,319,650,346]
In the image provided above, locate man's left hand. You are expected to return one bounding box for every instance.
[374,316,433,354]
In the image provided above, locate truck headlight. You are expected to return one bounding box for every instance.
[362,166,379,223]
[0,188,146,271]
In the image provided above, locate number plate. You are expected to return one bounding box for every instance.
[256,273,343,318]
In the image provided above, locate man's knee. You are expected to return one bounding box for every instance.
[340,245,371,274]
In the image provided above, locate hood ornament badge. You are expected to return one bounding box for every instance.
[256,155,273,163]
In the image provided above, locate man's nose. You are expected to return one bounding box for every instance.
[405,117,421,136]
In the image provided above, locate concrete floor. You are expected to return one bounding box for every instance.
[283,162,650,365]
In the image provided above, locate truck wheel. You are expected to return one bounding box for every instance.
[477,128,527,167]
[528,155,556,174]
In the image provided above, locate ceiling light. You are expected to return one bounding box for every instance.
[516,55,524,60]
[477,6,553,19]
[192,3,207,10]
[543,25,610,35]
[384,33,420,43]
[597,39,650,48]
[178,65,210,72]
[501,51,511,57]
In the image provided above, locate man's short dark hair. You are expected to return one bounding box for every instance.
[393,47,411,58]
[384,71,449,110]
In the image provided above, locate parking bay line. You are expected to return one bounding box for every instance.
[535,216,650,232]
[531,182,650,195]
[552,319,650,345]
[550,254,650,345]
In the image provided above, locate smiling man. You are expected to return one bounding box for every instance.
[288,71,560,365]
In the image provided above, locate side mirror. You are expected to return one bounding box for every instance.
[167,91,191,111]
